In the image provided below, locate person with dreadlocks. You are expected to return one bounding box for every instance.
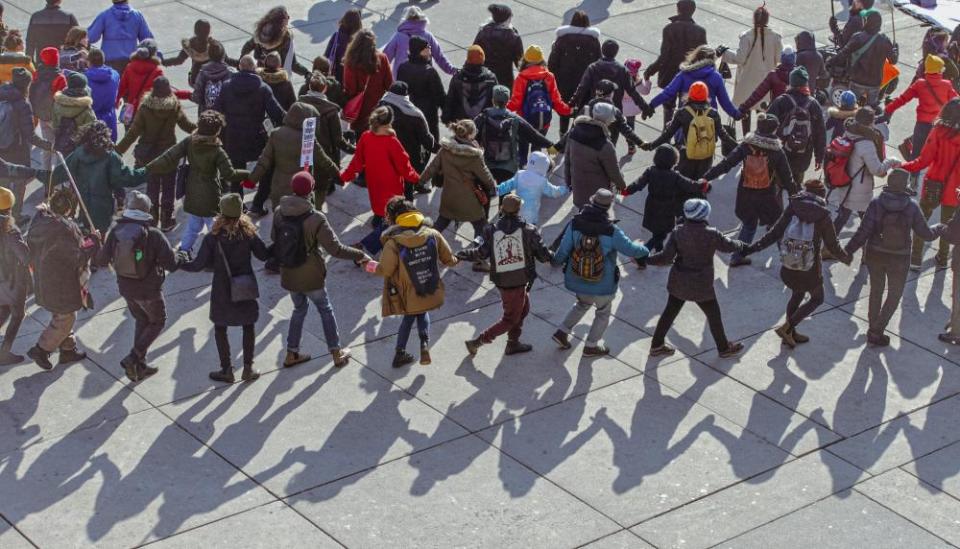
[719,3,783,135]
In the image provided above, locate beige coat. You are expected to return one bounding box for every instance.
[722,27,783,107]
[421,137,497,222]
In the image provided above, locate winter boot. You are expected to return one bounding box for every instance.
[0,349,24,366]
[241,363,260,381]
[791,329,810,344]
[392,350,415,368]
[150,206,160,227]
[58,348,86,365]
[867,331,890,347]
[729,256,752,267]
[583,344,610,357]
[419,345,432,365]
[209,367,235,383]
[718,342,744,358]
[552,330,572,350]
[138,363,159,379]
[504,340,532,355]
[465,338,484,356]
[27,346,53,370]
[160,211,177,233]
[284,351,311,368]
[121,353,142,382]
[775,323,797,348]
[332,347,351,368]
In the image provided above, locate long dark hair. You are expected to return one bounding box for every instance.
[751,5,770,61]
[344,29,378,74]
[255,6,289,44]
[570,10,590,28]
[338,9,362,36]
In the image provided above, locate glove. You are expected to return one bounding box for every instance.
[700,179,711,194]
[241,179,256,190]
[716,45,729,57]
[641,105,655,120]
[640,142,653,152]
[620,188,630,197]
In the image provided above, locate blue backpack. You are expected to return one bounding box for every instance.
[522,79,553,129]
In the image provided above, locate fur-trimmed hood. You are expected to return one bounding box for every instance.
[139,92,180,111]
[54,93,93,109]
[743,132,782,151]
[258,68,289,84]
[556,25,600,39]
[679,57,715,73]
[439,137,483,157]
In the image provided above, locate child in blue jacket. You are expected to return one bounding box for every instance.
[496,151,567,226]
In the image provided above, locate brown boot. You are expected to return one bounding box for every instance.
[775,323,797,348]
[332,347,351,368]
[241,363,260,381]
[284,351,311,368]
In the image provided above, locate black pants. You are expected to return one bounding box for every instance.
[678,155,714,181]
[786,149,813,190]
[866,253,910,335]
[662,95,678,130]
[652,294,730,351]
[786,284,824,328]
[127,297,167,361]
[0,302,25,351]
[251,167,275,212]
[740,110,752,136]
[559,114,573,136]
[215,324,255,369]
[146,171,176,224]
[434,216,486,240]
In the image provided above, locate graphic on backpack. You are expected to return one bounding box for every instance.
[400,237,441,296]
[779,95,812,155]
[483,113,515,163]
[491,229,527,273]
[204,79,224,110]
[113,222,150,279]
[742,147,772,190]
[271,212,311,269]
[685,106,716,160]
[460,79,491,120]
[876,209,911,253]
[0,102,16,150]
[570,234,605,282]
[522,79,553,129]
[54,115,79,155]
[780,216,816,271]
[824,135,862,188]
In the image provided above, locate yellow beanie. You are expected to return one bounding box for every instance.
[523,45,544,64]
[0,187,13,211]
[925,54,945,75]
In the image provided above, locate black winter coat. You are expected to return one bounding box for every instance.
[443,64,498,124]
[25,5,79,61]
[795,31,825,92]
[474,107,553,174]
[644,13,708,89]
[459,214,552,289]
[830,8,864,49]
[378,98,435,171]
[95,218,179,301]
[830,27,898,88]
[397,58,446,138]
[625,166,702,235]
[27,208,95,314]
[648,219,744,303]
[573,58,646,111]
[213,70,285,164]
[180,231,270,326]
[704,133,795,226]
[260,69,297,111]
[0,84,47,166]
[0,218,30,305]
[647,101,737,156]
[548,26,602,101]
[766,90,827,163]
[846,190,941,259]
[473,22,523,89]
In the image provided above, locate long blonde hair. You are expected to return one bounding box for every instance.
[212,214,257,239]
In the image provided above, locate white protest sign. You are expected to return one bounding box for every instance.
[301,117,317,168]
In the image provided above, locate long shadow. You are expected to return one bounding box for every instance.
[0,366,67,455]
[903,361,960,492]
[561,0,618,25]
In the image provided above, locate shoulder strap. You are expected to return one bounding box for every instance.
[850,34,879,68]
[924,78,946,107]
[216,239,233,278]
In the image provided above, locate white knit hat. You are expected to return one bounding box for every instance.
[683,198,711,221]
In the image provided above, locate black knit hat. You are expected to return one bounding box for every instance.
[653,144,679,169]
[11,67,31,92]
[408,35,429,59]
[756,113,779,136]
[63,72,89,97]
[152,76,172,97]
[390,81,409,96]
[488,4,512,23]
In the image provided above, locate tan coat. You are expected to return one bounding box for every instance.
[722,27,783,107]
[375,222,458,317]
[421,137,497,222]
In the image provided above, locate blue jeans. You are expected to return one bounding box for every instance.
[360,216,385,256]
[732,219,759,261]
[180,214,213,253]
[287,289,341,353]
[397,313,430,351]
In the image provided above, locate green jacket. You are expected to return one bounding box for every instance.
[53,145,147,233]
[146,134,249,218]
[115,92,197,164]
[52,93,97,134]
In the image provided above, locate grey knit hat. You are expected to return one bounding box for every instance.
[124,190,152,214]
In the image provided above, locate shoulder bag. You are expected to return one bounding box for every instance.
[217,239,259,302]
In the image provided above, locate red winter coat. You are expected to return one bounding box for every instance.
[884,73,958,125]
[340,130,419,216]
[902,124,960,207]
[117,57,163,113]
[344,52,393,132]
[506,64,572,118]
[740,63,792,111]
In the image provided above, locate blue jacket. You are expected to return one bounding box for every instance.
[85,65,120,141]
[87,3,154,63]
[650,60,740,119]
[496,152,567,225]
[553,207,648,296]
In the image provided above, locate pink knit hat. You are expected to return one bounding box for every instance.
[625,58,643,77]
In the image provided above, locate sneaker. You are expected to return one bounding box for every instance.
[241,364,260,381]
[392,350,415,368]
[420,346,432,365]
[58,348,86,365]
[583,345,610,356]
[775,323,797,349]
[284,351,311,368]
[209,368,235,383]
[649,344,676,357]
[867,332,890,347]
[465,338,483,356]
[27,346,53,370]
[504,340,533,355]
[414,182,432,194]
[729,257,752,268]
[792,329,810,344]
[718,342,744,358]
[910,262,922,272]
[0,350,24,366]
[552,329,572,350]
[332,347,351,368]
[938,333,960,346]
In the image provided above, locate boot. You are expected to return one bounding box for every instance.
[209,367,235,383]
[419,345,431,365]
[649,344,676,357]
[392,350,415,368]
[332,347,351,368]
[149,206,160,228]
[775,323,797,348]
[138,363,159,379]
[241,363,260,381]
[284,351,311,368]
[27,345,53,370]
[792,329,810,344]
[583,344,610,357]
[867,331,890,347]
[160,211,177,233]
[121,353,141,382]
[504,340,532,355]
[729,256,752,267]
[0,348,24,366]
[938,333,960,346]
[718,342,744,358]
[58,348,86,365]
[465,338,483,356]
[552,330,572,350]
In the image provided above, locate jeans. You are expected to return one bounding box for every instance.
[215,323,255,368]
[38,311,77,353]
[561,293,614,346]
[360,215,385,255]
[786,285,825,328]
[397,313,430,351]
[912,199,956,265]
[850,82,881,108]
[126,298,167,361]
[865,251,910,335]
[732,218,760,261]
[481,286,530,343]
[287,289,341,353]
[180,214,214,253]
[0,302,25,351]
[652,295,730,351]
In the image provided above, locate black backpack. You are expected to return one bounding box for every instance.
[29,68,59,120]
[481,112,515,164]
[460,78,491,120]
[400,236,441,297]
[875,208,911,254]
[271,212,311,268]
[778,95,812,155]
[113,222,150,279]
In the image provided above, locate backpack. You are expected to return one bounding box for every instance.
[780,216,816,271]
[570,234,605,282]
[271,212,311,269]
[491,228,527,273]
[112,222,150,279]
[521,79,553,128]
[824,135,863,188]
[742,147,772,190]
[779,95,812,155]
[460,78,490,120]
[29,68,58,120]
[54,115,78,155]
[684,106,716,160]
[204,78,224,111]
[481,112,515,164]
[0,101,16,150]
[875,209,911,254]
[399,237,441,297]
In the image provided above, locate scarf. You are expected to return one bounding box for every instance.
[380,91,427,123]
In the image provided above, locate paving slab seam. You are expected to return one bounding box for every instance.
[852,487,960,548]
[837,306,960,368]
[0,512,39,549]
[173,0,254,37]
[894,463,960,505]
[574,527,661,549]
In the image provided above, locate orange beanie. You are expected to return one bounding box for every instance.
[688,81,709,102]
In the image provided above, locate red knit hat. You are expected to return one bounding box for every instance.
[39,47,59,67]
[688,81,709,102]
[291,171,315,197]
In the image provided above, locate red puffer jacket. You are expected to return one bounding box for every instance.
[117,57,163,113]
[740,63,792,112]
[902,123,960,207]
[340,130,419,216]
[506,64,572,118]
[884,73,958,124]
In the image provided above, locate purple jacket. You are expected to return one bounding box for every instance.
[650,59,740,119]
[383,20,456,78]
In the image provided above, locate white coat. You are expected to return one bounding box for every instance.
[722,27,783,107]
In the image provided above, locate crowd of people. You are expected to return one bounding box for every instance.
[1,0,960,384]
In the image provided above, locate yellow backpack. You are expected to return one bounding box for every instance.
[684,106,716,160]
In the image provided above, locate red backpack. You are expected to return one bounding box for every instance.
[824,135,863,189]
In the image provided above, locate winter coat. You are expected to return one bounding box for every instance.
[163,37,217,87]
[830,7,864,49]
[885,73,958,125]
[564,116,627,208]
[239,31,310,77]
[249,103,340,207]
[116,92,196,165]
[766,89,827,163]
[323,28,355,83]
[117,56,163,115]
[27,206,95,314]
[94,216,179,301]
[272,195,366,293]
[340,130,419,217]
[213,69,285,164]
[461,214,553,289]
[474,106,553,175]
[258,68,296,111]
[554,204,648,296]
[51,92,97,138]
[646,101,737,157]
[0,218,30,305]
[0,53,34,85]
[85,65,120,141]
[378,92,435,170]
[846,189,941,258]
[383,19,457,79]
[59,46,89,74]
[750,192,847,292]
[396,57,445,136]
[902,124,960,208]
[831,26,898,87]
[795,31,824,92]
[650,58,739,118]
[548,26,602,101]
[625,166,702,236]
[442,63,497,124]
[826,106,856,141]
[26,5,80,61]
[704,132,794,226]
[343,52,393,132]
[297,91,352,167]
[740,63,792,111]
[473,21,524,88]
[840,121,891,213]
[649,219,744,302]
[0,84,45,166]
[507,64,573,120]
[375,217,457,317]
[53,145,146,233]
[584,96,644,146]
[722,27,783,106]
[644,12,708,89]
[495,154,568,225]
[146,134,250,218]
[180,230,269,326]
[191,60,234,113]
[87,3,154,63]
[572,57,645,112]
[30,64,66,122]
[421,137,497,222]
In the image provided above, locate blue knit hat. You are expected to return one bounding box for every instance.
[683,198,711,221]
[840,90,857,110]
[780,46,796,66]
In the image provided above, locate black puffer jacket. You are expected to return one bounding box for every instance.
[573,57,645,111]
[27,207,95,314]
[95,217,179,301]
[830,13,898,88]
[473,22,524,88]
[213,70,285,164]
[830,7,864,48]
[459,214,553,289]
[795,31,824,92]
[379,93,435,171]
[846,190,941,258]
[0,84,47,166]
[644,1,707,89]
[648,219,744,303]
[548,25,602,100]
[625,162,702,236]
[442,64,497,124]
[397,57,446,137]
